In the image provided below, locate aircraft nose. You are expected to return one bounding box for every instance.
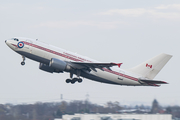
[5,40,9,45]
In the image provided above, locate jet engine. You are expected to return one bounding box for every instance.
[49,58,72,72]
[39,63,61,73]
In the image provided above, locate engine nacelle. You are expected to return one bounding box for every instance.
[39,63,61,73]
[49,58,72,72]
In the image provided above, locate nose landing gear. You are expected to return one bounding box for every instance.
[21,56,25,65]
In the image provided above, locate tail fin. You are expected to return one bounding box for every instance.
[127,53,172,79]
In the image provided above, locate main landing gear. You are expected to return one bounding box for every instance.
[66,71,83,84]
[21,56,25,65]
[66,78,83,84]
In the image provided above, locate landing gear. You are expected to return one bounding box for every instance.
[65,78,83,84]
[66,79,71,83]
[21,56,25,66]
[21,62,25,65]
[78,78,82,83]
[66,71,83,84]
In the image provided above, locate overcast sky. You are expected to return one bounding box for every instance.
[1,0,180,106]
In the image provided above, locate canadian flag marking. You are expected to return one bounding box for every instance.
[146,63,152,68]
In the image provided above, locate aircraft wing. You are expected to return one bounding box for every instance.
[70,62,122,72]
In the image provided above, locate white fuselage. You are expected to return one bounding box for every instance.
[6,38,143,86]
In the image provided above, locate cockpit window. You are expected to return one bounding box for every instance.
[13,38,19,41]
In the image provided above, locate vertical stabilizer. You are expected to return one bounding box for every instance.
[127,53,172,79]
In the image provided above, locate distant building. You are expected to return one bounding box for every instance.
[62,113,172,120]
[166,106,180,119]
[151,99,160,113]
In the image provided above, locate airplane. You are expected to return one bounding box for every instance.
[5,37,172,86]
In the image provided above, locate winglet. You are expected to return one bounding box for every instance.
[112,63,123,68]
[117,63,123,68]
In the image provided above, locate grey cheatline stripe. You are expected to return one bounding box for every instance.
[23,41,139,82]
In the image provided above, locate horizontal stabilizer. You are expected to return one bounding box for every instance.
[140,79,168,84]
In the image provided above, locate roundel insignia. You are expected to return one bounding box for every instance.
[17,42,24,48]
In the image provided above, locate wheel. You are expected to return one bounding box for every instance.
[71,80,76,84]
[78,78,83,83]
[66,79,71,83]
[21,62,25,65]
[71,78,78,84]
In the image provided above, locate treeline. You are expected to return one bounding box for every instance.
[0,100,122,120]
[0,100,179,120]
